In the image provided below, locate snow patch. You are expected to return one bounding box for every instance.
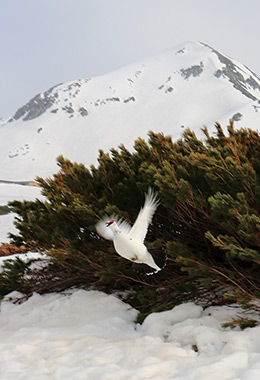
[0,289,260,379]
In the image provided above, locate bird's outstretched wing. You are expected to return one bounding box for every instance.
[96,217,114,240]
[96,216,131,240]
[129,188,159,242]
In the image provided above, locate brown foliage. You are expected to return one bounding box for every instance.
[0,243,26,257]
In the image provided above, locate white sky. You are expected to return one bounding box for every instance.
[1,0,260,117]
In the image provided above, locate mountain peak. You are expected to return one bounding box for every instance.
[1,41,260,181]
[9,41,260,123]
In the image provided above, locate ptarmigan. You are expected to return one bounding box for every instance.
[96,188,166,275]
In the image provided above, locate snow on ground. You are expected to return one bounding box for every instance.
[0,251,48,271]
[0,183,43,243]
[0,289,260,380]
[0,213,18,243]
[0,183,43,205]
[1,181,260,379]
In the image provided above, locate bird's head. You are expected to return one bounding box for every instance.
[106,219,115,227]
[105,219,121,234]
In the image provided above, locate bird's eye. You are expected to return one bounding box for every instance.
[106,220,114,227]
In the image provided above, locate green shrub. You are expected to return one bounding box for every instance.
[5,122,260,316]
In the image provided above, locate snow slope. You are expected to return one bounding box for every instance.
[0,183,43,243]
[0,183,42,206]
[1,41,260,181]
[0,289,260,380]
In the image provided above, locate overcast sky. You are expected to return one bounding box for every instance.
[1,0,260,117]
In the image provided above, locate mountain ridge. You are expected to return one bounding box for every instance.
[1,41,260,181]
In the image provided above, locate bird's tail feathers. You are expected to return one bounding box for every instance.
[132,262,160,275]
[132,247,167,275]
[148,247,167,270]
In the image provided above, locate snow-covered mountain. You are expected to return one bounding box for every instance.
[1,41,260,181]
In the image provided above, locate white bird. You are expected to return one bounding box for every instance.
[96,188,166,275]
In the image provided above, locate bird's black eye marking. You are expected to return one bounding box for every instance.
[106,220,114,227]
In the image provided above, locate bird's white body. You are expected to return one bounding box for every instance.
[111,223,161,271]
[96,188,166,274]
